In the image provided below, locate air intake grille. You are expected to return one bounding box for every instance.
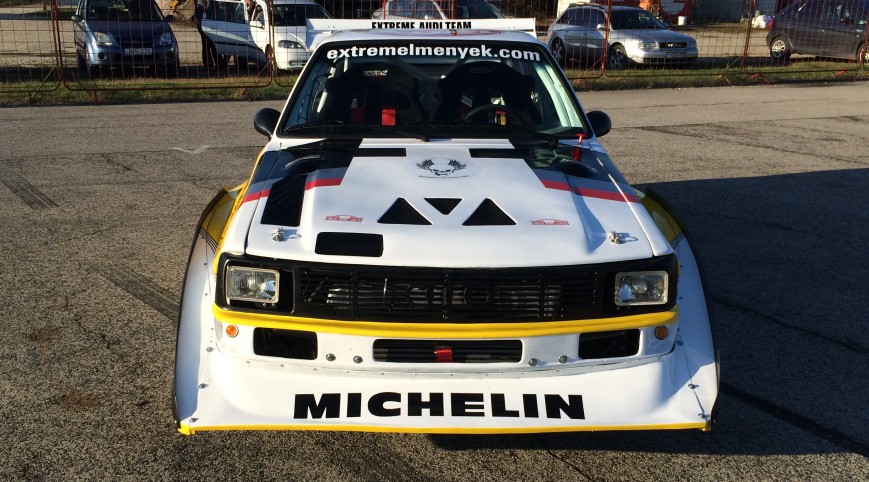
[373,339,522,363]
[262,175,307,226]
[297,266,600,321]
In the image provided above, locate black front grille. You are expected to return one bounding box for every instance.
[216,254,677,322]
[298,267,599,321]
[118,38,151,49]
[373,339,522,363]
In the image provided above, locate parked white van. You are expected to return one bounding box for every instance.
[201,0,331,71]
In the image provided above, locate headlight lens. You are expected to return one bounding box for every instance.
[159,31,174,46]
[94,31,114,46]
[637,41,658,50]
[226,267,279,304]
[278,40,303,49]
[614,271,668,306]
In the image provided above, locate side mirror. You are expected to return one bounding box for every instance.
[586,110,611,137]
[71,14,82,21]
[254,108,281,137]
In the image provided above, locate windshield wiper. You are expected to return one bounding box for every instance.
[509,130,586,148]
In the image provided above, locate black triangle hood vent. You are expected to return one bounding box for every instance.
[425,198,461,215]
[463,199,515,226]
[378,198,431,225]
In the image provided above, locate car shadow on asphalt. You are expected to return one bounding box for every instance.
[430,168,869,457]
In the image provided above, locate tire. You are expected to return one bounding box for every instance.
[607,44,630,70]
[769,36,791,63]
[858,42,868,65]
[550,38,566,68]
[76,54,88,78]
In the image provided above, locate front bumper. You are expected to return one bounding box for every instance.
[629,47,698,64]
[86,45,178,68]
[175,233,717,434]
[274,48,310,71]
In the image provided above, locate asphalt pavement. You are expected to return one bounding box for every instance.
[0,82,867,480]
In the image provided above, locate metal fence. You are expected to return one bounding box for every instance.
[1,0,867,96]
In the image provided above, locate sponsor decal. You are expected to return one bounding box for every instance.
[326,215,363,222]
[531,219,569,226]
[292,392,585,420]
[326,44,541,62]
[371,20,473,30]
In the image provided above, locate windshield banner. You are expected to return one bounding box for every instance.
[306,18,537,51]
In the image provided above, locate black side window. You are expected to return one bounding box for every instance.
[799,0,824,21]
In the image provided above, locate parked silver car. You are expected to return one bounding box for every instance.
[71,0,179,78]
[546,4,698,69]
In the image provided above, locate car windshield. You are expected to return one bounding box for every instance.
[86,0,164,21]
[273,3,331,26]
[279,39,587,139]
[610,10,667,29]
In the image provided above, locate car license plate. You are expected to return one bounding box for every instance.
[665,51,686,58]
[124,48,153,55]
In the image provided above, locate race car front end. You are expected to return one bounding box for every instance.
[174,144,717,434]
[174,22,717,435]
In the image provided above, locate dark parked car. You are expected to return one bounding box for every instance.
[72,0,179,78]
[766,0,869,63]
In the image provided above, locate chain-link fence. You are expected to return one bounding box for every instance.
[1,0,866,96]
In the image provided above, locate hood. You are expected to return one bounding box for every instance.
[235,139,669,268]
[85,20,171,41]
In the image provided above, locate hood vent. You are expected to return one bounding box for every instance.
[379,198,431,225]
[261,174,308,227]
[315,232,383,257]
[463,199,515,226]
[425,197,461,215]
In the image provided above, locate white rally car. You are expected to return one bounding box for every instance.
[174,18,718,434]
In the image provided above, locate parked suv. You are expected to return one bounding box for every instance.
[201,0,331,71]
[766,0,869,63]
[72,0,179,78]
[546,4,698,69]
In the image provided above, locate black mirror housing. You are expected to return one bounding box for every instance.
[254,108,281,137]
[586,110,611,137]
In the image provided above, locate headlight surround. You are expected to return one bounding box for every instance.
[637,41,658,50]
[226,266,279,304]
[278,40,303,49]
[93,31,114,46]
[614,271,668,306]
[159,31,174,47]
